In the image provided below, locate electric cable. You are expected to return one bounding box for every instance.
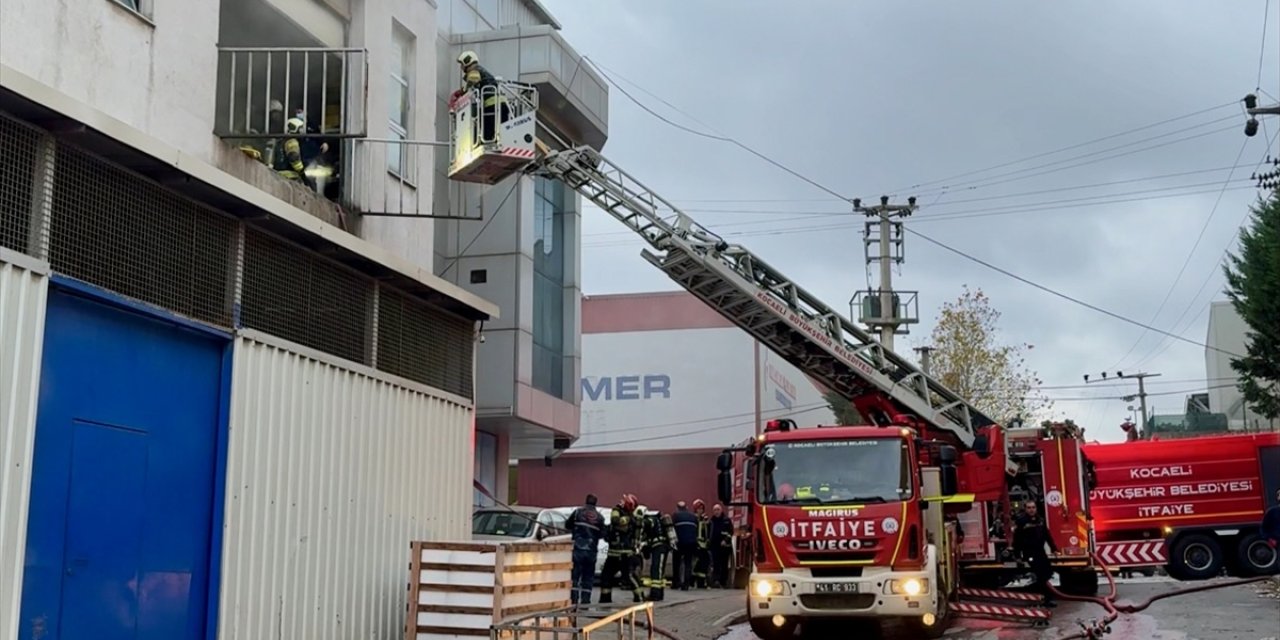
[1104,135,1254,372]
[439,179,520,277]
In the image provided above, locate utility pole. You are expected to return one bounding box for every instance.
[914,346,934,376]
[851,196,919,352]
[1083,371,1162,438]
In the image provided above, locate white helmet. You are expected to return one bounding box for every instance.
[634,505,649,518]
[457,50,479,67]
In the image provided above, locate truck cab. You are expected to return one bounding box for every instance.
[717,419,962,639]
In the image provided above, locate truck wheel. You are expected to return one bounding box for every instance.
[1058,568,1099,595]
[749,616,797,640]
[1236,534,1279,576]
[1169,534,1224,580]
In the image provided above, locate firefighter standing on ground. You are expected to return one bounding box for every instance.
[671,500,698,590]
[567,493,604,605]
[1014,500,1058,607]
[709,503,734,588]
[599,494,642,603]
[638,505,676,601]
[692,499,711,588]
[449,50,507,144]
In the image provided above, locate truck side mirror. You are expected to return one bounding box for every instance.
[973,435,991,459]
[716,451,735,472]
[938,444,958,464]
[744,459,756,492]
[536,527,549,541]
[940,464,958,497]
[718,470,733,504]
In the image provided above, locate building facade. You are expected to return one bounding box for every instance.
[1206,300,1277,431]
[517,291,837,510]
[0,0,604,637]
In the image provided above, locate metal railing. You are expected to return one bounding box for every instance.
[215,46,368,139]
[851,289,919,331]
[490,604,654,640]
[346,138,480,218]
[450,81,539,147]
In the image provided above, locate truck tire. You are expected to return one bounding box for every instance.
[1168,534,1224,580]
[1058,568,1099,595]
[1235,534,1279,576]
[749,616,797,640]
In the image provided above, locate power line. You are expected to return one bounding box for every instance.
[585,54,1248,361]
[1105,136,1254,372]
[1258,0,1273,91]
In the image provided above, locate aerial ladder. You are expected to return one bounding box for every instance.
[448,81,1014,473]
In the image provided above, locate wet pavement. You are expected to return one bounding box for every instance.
[716,576,1280,640]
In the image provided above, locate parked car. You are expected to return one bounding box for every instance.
[551,505,611,576]
[471,505,571,542]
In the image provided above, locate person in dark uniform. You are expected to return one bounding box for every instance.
[599,494,642,604]
[1014,500,1058,607]
[709,504,734,588]
[692,499,711,588]
[450,50,508,144]
[671,501,698,590]
[638,505,675,601]
[567,494,604,605]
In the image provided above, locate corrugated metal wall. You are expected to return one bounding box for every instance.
[219,332,475,639]
[0,251,49,640]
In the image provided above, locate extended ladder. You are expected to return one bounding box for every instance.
[528,145,1002,453]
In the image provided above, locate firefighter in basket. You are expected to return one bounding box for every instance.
[449,50,508,145]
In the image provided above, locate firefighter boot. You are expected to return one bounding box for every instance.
[648,586,665,602]
[598,589,612,604]
[632,590,643,603]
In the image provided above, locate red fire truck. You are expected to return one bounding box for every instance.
[1083,432,1280,580]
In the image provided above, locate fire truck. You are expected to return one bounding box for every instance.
[446,80,1095,637]
[1084,432,1280,580]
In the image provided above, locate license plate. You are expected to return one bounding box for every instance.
[814,582,859,594]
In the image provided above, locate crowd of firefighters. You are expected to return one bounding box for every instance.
[565,493,737,605]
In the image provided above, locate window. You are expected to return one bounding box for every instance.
[110,0,152,21]
[532,178,567,399]
[388,24,414,178]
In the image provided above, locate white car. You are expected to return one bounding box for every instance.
[471,505,571,543]
[551,505,611,576]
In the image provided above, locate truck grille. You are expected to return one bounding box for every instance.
[799,594,876,610]
[795,551,878,564]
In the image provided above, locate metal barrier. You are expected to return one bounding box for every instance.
[215,46,368,139]
[450,81,539,148]
[345,137,482,219]
[490,603,654,640]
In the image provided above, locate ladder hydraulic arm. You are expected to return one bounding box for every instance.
[527,145,1009,464]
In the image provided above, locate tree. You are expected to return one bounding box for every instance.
[1222,189,1280,421]
[928,286,1053,423]
[823,390,864,425]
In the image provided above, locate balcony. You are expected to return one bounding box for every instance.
[214,46,367,140]
[453,25,608,151]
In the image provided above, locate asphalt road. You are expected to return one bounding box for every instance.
[719,577,1280,640]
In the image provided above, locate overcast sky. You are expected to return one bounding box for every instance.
[539,0,1278,442]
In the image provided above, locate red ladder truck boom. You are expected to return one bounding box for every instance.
[447,83,1095,638]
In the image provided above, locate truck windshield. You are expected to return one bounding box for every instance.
[757,438,911,505]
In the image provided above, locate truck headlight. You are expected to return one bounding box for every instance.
[885,578,928,596]
[753,579,786,597]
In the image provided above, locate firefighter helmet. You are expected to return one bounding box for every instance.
[692,499,705,512]
[457,50,479,67]
[621,494,638,512]
[634,505,648,518]
[285,117,305,135]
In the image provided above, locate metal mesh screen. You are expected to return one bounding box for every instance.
[0,114,41,253]
[377,286,474,398]
[241,228,374,365]
[48,144,237,326]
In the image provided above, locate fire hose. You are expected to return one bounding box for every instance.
[1046,553,1275,639]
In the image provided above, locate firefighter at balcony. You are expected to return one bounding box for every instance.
[692,499,711,589]
[638,505,675,601]
[671,501,698,591]
[568,493,605,606]
[450,50,508,145]
[599,493,643,604]
[709,504,734,588]
[273,117,316,191]
[1014,500,1058,607]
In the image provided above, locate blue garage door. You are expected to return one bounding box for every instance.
[19,287,228,640]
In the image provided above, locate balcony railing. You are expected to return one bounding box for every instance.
[345,138,478,219]
[214,46,367,139]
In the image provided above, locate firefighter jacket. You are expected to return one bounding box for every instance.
[695,515,711,549]
[671,508,698,546]
[461,64,503,107]
[709,514,734,550]
[606,506,640,556]
[272,138,306,177]
[1013,512,1058,556]
[641,512,676,553]
[795,484,832,501]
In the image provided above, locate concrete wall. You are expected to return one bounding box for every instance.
[1205,300,1256,430]
[517,449,723,514]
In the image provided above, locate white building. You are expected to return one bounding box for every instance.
[0,0,603,637]
[1205,300,1276,431]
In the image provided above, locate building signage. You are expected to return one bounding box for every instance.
[581,374,672,401]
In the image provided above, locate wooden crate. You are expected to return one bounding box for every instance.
[404,541,573,640]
